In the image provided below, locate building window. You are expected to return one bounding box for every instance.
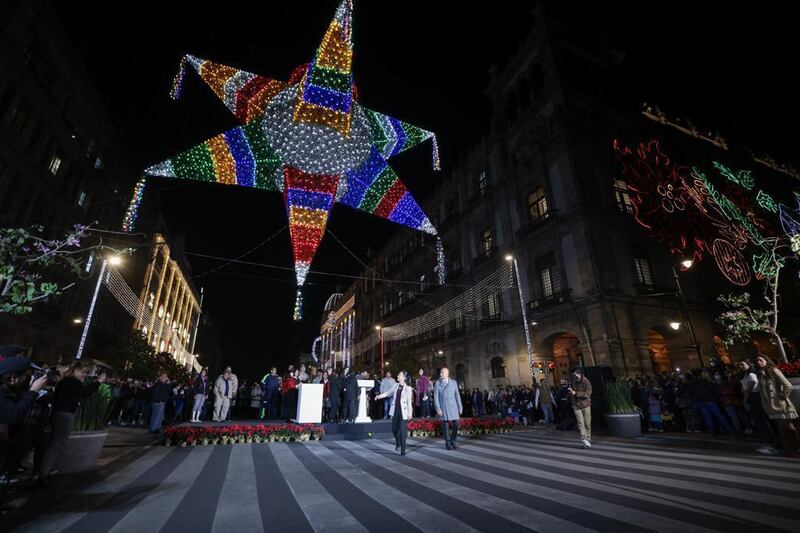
[48,153,62,176]
[488,294,500,319]
[9,98,29,133]
[491,356,506,379]
[94,156,103,170]
[538,253,559,298]
[147,292,155,309]
[77,190,87,207]
[481,228,494,257]
[477,171,487,196]
[527,187,549,223]
[633,246,654,288]
[614,179,634,214]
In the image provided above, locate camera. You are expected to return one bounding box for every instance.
[32,369,60,386]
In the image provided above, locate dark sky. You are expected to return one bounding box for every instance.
[55,1,796,378]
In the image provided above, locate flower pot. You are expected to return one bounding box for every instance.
[53,430,108,474]
[605,413,642,438]
[789,377,800,412]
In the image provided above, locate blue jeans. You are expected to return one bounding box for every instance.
[541,404,554,425]
[149,402,166,433]
[421,398,431,418]
[384,398,392,418]
[696,401,733,433]
[723,405,743,433]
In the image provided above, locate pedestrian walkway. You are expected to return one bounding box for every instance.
[9,429,800,532]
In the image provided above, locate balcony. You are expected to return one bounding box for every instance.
[515,212,554,239]
[472,246,497,267]
[528,288,572,311]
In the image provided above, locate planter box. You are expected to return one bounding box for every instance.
[605,413,641,438]
[54,430,108,474]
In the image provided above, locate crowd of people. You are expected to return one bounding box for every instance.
[2,350,798,494]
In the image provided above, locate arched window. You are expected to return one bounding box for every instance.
[491,357,505,379]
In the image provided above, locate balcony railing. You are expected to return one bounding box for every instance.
[528,288,572,311]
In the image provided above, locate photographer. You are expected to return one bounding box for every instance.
[0,357,49,484]
[38,361,105,487]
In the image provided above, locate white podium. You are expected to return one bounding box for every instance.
[294,383,323,424]
[354,379,375,423]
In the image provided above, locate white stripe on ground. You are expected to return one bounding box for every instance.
[353,438,590,533]
[310,441,480,533]
[479,436,800,492]
[271,443,368,533]
[404,437,718,533]
[490,433,800,480]
[417,437,800,532]
[212,444,264,533]
[109,446,214,533]
[512,432,800,470]
[17,446,171,533]
[459,436,800,509]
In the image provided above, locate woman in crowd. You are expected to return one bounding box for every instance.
[191,369,209,423]
[38,361,105,487]
[755,355,800,457]
[280,369,299,422]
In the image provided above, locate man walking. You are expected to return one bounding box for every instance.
[213,367,238,421]
[434,367,462,450]
[380,371,396,419]
[568,367,593,447]
[149,373,170,434]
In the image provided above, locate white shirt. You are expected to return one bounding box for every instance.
[740,372,759,393]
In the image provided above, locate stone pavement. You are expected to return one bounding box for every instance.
[6,427,800,532]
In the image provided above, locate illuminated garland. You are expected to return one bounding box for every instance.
[126,0,442,320]
[615,139,796,286]
[122,178,146,232]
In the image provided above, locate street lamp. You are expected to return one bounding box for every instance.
[437,350,444,355]
[506,253,536,385]
[669,321,681,331]
[72,317,83,324]
[375,325,384,372]
[671,261,704,369]
[76,253,122,359]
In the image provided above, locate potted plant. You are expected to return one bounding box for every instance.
[53,391,111,473]
[604,381,641,438]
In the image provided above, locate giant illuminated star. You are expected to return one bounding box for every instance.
[123,0,440,319]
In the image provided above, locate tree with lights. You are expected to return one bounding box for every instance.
[0,224,94,314]
[122,0,443,320]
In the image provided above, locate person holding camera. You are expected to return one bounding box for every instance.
[38,361,105,487]
[0,357,50,485]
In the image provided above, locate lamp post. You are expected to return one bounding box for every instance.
[672,261,704,369]
[506,254,536,385]
[76,253,122,359]
[375,325,384,373]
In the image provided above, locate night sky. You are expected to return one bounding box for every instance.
[55,2,796,378]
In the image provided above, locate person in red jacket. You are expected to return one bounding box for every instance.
[280,369,298,422]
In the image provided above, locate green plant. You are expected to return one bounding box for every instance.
[604,382,636,414]
[75,391,112,432]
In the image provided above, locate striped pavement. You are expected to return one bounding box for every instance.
[11,429,800,532]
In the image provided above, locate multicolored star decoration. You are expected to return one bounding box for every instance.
[613,139,800,287]
[122,0,442,320]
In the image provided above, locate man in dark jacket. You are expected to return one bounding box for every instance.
[342,368,359,423]
[568,367,593,448]
[149,373,170,434]
[261,367,281,420]
[327,369,342,423]
[0,357,49,484]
